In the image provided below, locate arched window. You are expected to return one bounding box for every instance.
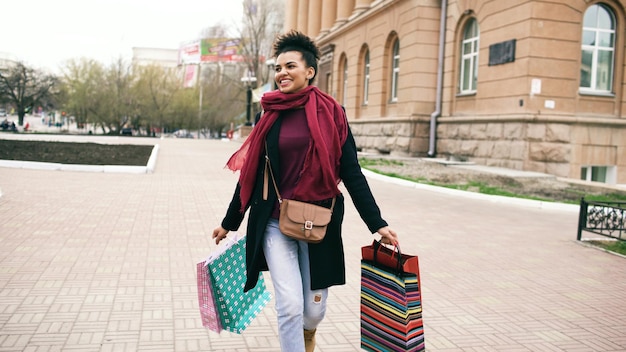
[580,4,616,93]
[342,57,348,106]
[390,39,400,102]
[326,72,332,94]
[363,50,370,105]
[459,18,479,94]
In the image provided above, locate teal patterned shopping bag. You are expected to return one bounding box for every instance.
[206,234,272,334]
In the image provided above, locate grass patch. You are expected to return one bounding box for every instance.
[587,240,626,256]
[359,161,556,202]
[584,193,626,202]
[359,158,405,167]
[359,157,626,205]
[443,181,555,202]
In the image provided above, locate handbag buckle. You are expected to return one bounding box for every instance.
[304,220,314,230]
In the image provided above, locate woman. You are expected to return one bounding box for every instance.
[212,30,398,352]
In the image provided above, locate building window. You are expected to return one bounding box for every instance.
[459,18,479,94]
[363,50,370,105]
[342,57,348,106]
[580,4,616,93]
[390,40,400,102]
[326,72,332,95]
[581,165,616,184]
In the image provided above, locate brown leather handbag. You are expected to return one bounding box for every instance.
[263,148,335,243]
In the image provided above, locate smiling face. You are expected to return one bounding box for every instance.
[274,51,315,94]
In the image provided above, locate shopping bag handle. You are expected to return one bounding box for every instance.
[204,233,242,266]
[373,240,403,272]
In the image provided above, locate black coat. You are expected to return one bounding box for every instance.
[221,117,388,291]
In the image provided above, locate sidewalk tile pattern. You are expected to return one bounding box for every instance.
[1,136,625,351]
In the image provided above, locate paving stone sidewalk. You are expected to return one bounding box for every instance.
[0,135,625,351]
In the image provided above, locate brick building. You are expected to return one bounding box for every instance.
[285,0,626,186]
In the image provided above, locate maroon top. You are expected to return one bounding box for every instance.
[271,108,309,218]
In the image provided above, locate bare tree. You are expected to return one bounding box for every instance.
[195,22,249,136]
[238,0,284,87]
[200,24,230,39]
[200,64,246,136]
[187,2,284,135]
[0,62,58,126]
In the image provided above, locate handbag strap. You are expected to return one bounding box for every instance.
[263,141,336,211]
[264,145,283,203]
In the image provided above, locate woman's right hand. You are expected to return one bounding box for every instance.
[212,226,229,245]
[376,226,399,246]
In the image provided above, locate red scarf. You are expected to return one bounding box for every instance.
[226,85,348,212]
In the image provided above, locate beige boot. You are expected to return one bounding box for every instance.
[304,329,316,352]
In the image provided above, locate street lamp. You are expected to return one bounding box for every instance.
[198,63,203,138]
[240,74,257,126]
[265,59,275,90]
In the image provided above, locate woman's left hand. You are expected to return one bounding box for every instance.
[376,226,399,246]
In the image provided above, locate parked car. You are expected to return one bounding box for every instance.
[1,119,17,132]
[173,129,194,138]
[0,109,6,117]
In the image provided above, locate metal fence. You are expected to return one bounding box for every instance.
[577,198,626,241]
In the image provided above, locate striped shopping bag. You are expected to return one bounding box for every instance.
[360,241,425,351]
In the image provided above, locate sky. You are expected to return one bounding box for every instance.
[2,0,244,73]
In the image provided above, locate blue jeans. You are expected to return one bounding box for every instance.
[263,219,328,352]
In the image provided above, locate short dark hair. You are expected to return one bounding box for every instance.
[273,30,321,85]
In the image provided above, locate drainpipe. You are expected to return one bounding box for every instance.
[428,0,447,157]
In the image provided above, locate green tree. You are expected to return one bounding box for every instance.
[169,86,198,133]
[0,62,58,126]
[99,58,138,134]
[60,58,106,129]
[133,64,182,135]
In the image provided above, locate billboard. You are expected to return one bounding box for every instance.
[182,65,197,88]
[178,41,201,65]
[179,38,246,64]
[201,38,245,62]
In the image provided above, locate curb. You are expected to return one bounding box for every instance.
[0,144,160,174]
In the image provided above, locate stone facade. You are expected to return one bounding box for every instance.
[286,0,626,185]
